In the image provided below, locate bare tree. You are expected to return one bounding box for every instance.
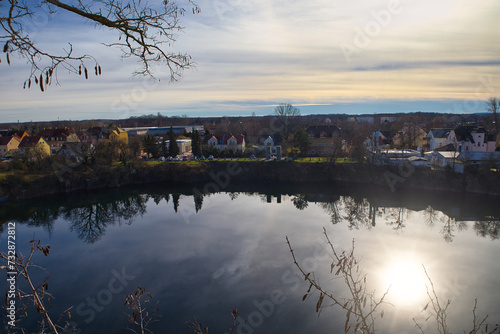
[273,103,301,143]
[286,230,389,334]
[1,0,200,90]
[486,97,499,134]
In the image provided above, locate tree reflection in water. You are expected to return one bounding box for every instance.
[474,220,500,240]
[3,187,500,244]
[64,194,148,243]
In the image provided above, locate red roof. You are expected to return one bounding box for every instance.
[19,135,44,148]
[38,128,72,138]
[0,136,18,145]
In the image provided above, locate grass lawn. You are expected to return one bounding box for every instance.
[294,157,358,163]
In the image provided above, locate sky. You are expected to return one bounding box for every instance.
[0,0,499,123]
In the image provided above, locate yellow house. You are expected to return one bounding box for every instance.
[99,127,128,145]
[392,127,427,150]
[18,135,51,158]
[0,136,21,157]
[306,125,342,156]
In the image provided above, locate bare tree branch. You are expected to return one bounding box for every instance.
[0,0,200,90]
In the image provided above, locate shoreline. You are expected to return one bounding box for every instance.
[1,161,500,203]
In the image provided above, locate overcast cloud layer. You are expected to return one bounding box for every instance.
[0,0,499,122]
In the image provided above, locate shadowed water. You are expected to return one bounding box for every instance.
[1,182,499,333]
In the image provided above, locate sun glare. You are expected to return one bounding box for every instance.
[383,260,428,306]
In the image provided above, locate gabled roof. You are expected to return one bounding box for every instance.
[306,125,341,138]
[203,134,245,145]
[0,130,26,138]
[453,125,475,143]
[471,127,487,134]
[379,130,393,139]
[38,128,72,138]
[429,128,451,139]
[0,136,19,146]
[19,135,44,148]
[257,133,282,145]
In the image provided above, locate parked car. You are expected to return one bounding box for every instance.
[182,156,188,161]
[249,154,256,160]
[208,155,214,160]
[166,156,173,161]
[159,156,165,161]
[173,157,180,161]
[199,156,206,161]
[190,156,198,161]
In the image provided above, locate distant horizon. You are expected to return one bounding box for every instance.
[0,100,492,127]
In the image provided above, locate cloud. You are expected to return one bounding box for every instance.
[0,0,499,122]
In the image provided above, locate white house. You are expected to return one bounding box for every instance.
[203,134,246,152]
[425,129,451,151]
[446,126,496,153]
[431,151,459,168]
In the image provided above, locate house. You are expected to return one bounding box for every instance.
[38,128,80,154]
[202,134,246,152]
[446,126,496,153]
[306,125,342,156]
[424,129,451,151]
[0,136,21,157]
[18,135,51,158]
[428,151,459,168]
[370,130,394,151]
[257,133,282,148]
[81,126,128,145]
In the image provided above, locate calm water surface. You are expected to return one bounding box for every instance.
[1,183,499,333]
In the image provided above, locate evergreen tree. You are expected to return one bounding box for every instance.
[142,134,160,158]
[191,129,202,157]
[292,129,311,156]
[168,126,180,157]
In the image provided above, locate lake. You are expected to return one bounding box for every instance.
[1,182,500,333]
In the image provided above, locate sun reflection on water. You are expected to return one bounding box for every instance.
[382,259,428,306]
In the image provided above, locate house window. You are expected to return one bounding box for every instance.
[311,150,316,154]
[309,134,314,139]
[318,142,322,147]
